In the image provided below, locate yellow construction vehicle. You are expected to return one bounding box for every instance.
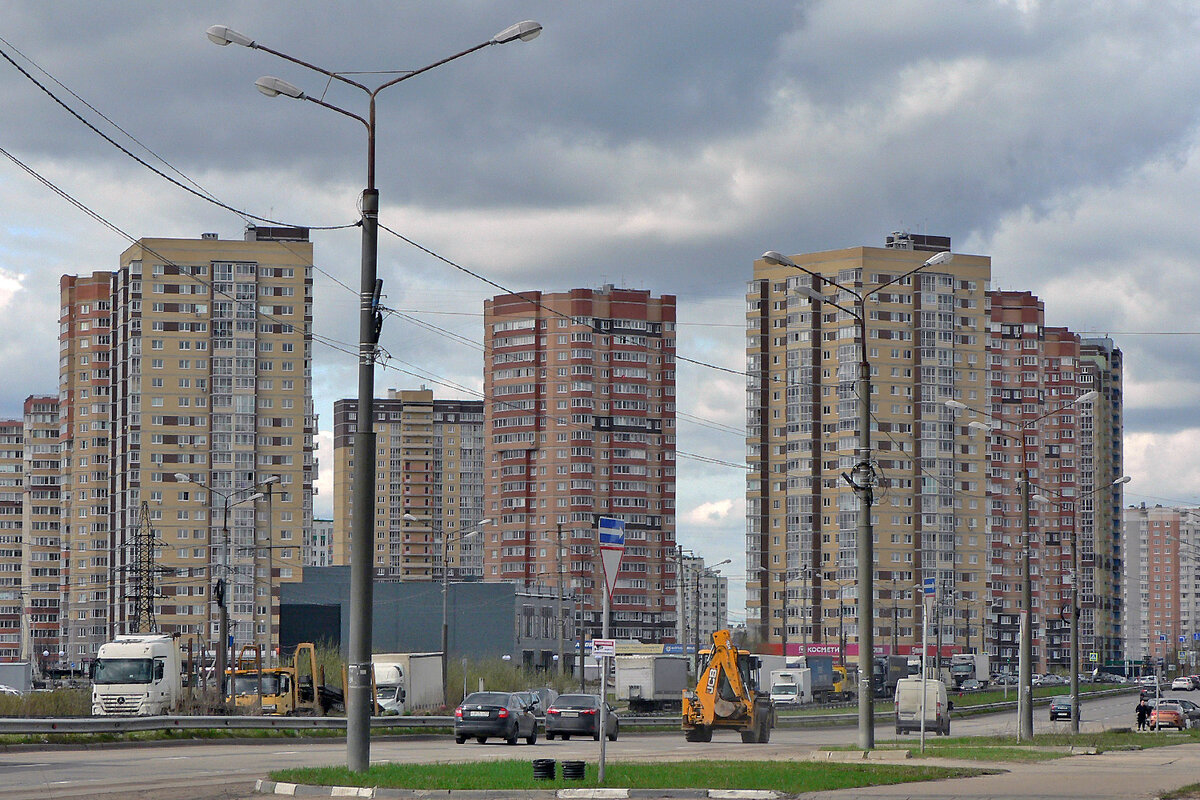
[682,629,775,743]
[226,642,341,715]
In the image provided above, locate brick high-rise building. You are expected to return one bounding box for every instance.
[59,272,114,667]
[482,286,677,643]
[981,293,1125,672]
[747,236,991,658]
[332,389,485,580]
[103,228,314,660]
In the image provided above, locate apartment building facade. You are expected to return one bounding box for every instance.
[981,293,1125,672]
[1122,505,1197,668]
[482,287,678,642]
[0,400,62,667]
[747,235,992,657]
[331,389,485,580]
[679,555,728,650]
[101,228,314,661]
[59,272,114,667]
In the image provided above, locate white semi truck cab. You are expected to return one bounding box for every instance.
[92,634,182,716]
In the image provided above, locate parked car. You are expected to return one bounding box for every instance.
[1175,698,1200,727]
[544,693,619,741]
[513,690,542,716]
[454,691,538,745]
[530,686,559,713]
[1151,700,1187,731]
[1048,696,1078,721]
[1171,676,1193,691]
[960,679,986,692]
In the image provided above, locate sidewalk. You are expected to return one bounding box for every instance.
[799,742,1200,799]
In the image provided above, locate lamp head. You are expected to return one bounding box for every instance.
[206,25,255,48]
[923,251,954,268]
[255,76,305,99]
[492,20,542,44]
[173,472,191,483]
[760,250,797,268]
[1077,390,1100,403]
[945,399,968,410]
[403,513,419,522]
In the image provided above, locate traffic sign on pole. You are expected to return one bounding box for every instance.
[598,517,625,601]
[922,576,936,597]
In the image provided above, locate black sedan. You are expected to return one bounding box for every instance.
[545,693,618,741]
[1048,696,1078,721]
[454,691,538,745]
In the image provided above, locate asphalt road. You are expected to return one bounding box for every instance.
[0,689,1162,800]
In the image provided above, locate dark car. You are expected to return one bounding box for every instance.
[545,693,619,741]
[454,691,538,745]
[1048,696,1078,721]
[513,690,542,716]
[1174,698,1200,727]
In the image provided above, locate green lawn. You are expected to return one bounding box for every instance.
[270,759,988,793]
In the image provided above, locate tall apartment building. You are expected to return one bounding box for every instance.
[306,519,334,567]
[981,293,1124,672]
[0,400,62,667]
[59,272,114,667]
[747,236,991,657]
[482,287,677,642]
[679,555,728,650]
[332,390,485,580]
[1122,505,1198,667]
[98,228,313,662]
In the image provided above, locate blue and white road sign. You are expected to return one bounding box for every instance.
[598,517,626,600]
[923,576,936,597]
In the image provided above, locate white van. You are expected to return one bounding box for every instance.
[894,677,952,736]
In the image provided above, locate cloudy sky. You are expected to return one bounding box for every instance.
[3,1,1200,620]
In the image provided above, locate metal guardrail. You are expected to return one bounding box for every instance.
[0,687,1135,735]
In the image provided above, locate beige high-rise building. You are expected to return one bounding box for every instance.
[747,235,991,659]
[332,389,485,580]
[99,228,314,662]
[59,272,114,667]
[0,399,62,668]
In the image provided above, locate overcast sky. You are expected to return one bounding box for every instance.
[3,1,1200,622]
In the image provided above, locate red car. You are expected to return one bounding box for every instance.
[1151,700,1187,731]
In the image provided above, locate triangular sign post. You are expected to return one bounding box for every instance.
[598,516,625,601]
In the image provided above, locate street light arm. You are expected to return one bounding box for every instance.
[256,77,369,129]
[868,251,953,299]
[760,251,863,306]
[374,20,541,96]
[207,25,372,93]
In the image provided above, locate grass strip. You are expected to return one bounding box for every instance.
[271,758,986,793]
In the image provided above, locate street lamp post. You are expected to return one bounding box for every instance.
[209,20,540,772]
[946,389,1098,741]
[174,473,262,698]
[1034,475,1129,734]
[405,514,492,708]
[761,248,952,749]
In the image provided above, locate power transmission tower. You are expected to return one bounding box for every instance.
[131,501,157,633]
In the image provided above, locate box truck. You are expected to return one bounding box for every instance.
[615,654,689,712]
[768,668,812,706]
[371,652,444,713]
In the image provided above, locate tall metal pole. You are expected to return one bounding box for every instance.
[1019,467,1033,741]
[1070,507,1080,734]
[599,578,610,782]
[780,571,789,660]
[346,176,379,772]
[853,309,875,749]
[218,497,230,702]
[441,525,450,708]
[557,524,565,675]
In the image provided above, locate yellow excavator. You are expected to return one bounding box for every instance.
[682,629,775,743]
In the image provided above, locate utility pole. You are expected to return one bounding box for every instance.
[556,523,565,676]
[1019,467,1033,741]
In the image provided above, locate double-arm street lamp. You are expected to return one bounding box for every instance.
[770,567,812,661]
[174,473,264,693]
[404,514,492,707]
[208,20,540,771]
[946,389,1098,741]
[1034,475,1130,733]
[761,248,952,749]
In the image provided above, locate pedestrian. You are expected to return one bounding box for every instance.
[1136,699,1150,731]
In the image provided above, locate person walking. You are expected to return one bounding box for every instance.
[1136,698,1150,731]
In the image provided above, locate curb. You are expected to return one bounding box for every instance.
[253,782,781,799]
